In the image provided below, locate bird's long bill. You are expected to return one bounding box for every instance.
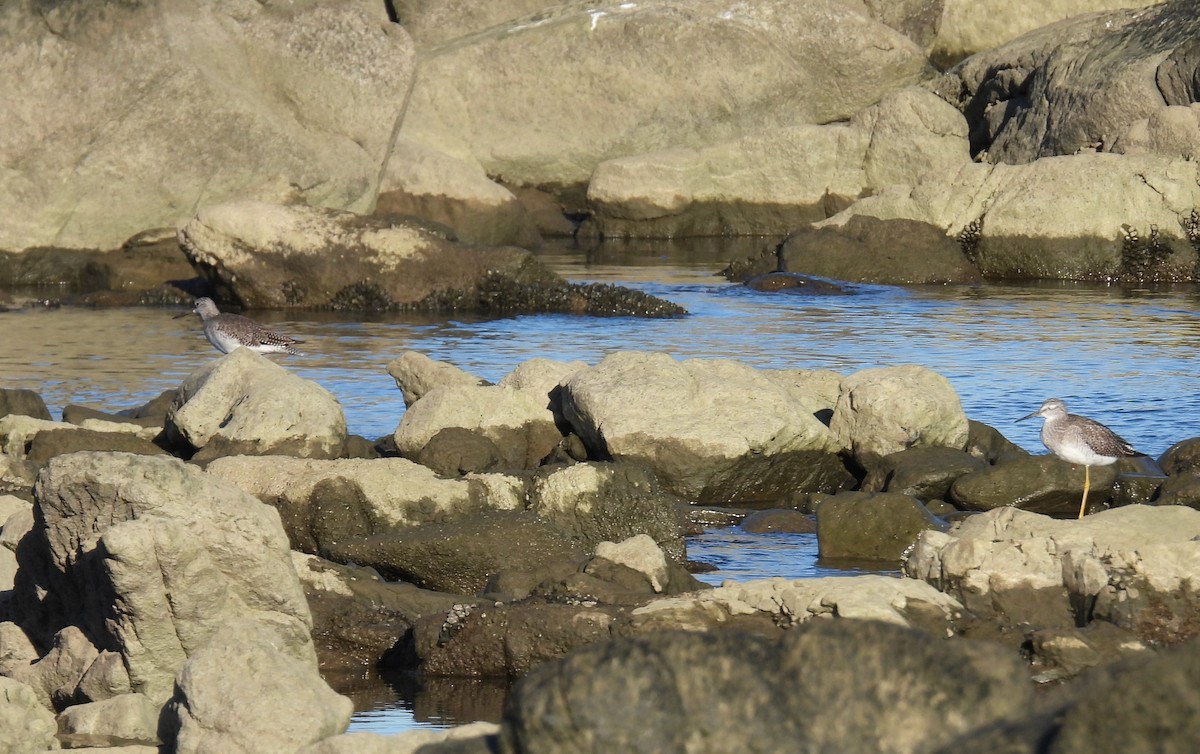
[1015,410,1039,422]
[172,310,192,319]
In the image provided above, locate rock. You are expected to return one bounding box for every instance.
[779,215,980,284]
[529,462,685,561]
[177,200,684,316]
[501,619,1029,754]
[401,0,929,197]
[0,496,31,592]
[406,601,623,679]
[950,3,1200,164]
[57,692,161,744]
[0,0,412,252]
[592,535,670,594]
[0,415,70,460]
[938,631,1200,753]
[376,136,543,248]
[0,388,51,421]
[949,454,1132,516]
[966,419,1030,465]
[165,348,347,460]
[204,455,524,554]
[386,351,488,408]
[830,365,970,457]
[75,651,133,704]
[1156,471,1200,509]
[324,510,585,595]
[630,573,963,631]
[586,87,969,239]
[861,445,988,502]
[163,619,352,754]
[25,427,168,470]
[928,0,1153,68]
[560,352,843,501]
[905,505,1200,644]
[739,509,818,534]
[1025,621,1149,683]
[10,626,98,710]
[18,452,314,703]
[0,621,39,676]
[292,552,463,674]
[1159,436,1200,475]
[394,384,563,470]
[816,492,949,562]
[498,357,589,402]
[0,676,59,753]
[808,152,1200,282]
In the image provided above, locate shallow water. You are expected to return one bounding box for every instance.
[5,237,1200,734]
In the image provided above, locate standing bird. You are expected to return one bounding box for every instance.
[175,297,304,355]
[1017,398,1138,519]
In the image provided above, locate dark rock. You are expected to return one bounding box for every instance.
[965,419,1030,465]
[950,455,1142,516]
[500,620,1031,754]
[531,462,687,562]
[417,428,505,476]
[860,445,987,502]
[1159,437,1200,476]
[743,272,852,295]
[697,450,856,505]
[777,215,981,285]
[1026,621,1148,683]
[1156,472,1200,509]
[405,601,623,679]
[25,428,168,470]
[61,405,163,429]
[938,633,1200,754]
[0,388,52,421]
[297,555,463,674]
[739,509,817,534]
[322,511,585,596]
[816,491,947,562]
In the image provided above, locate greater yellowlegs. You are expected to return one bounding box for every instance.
[176,297,304,355]
[1017,398,1137,519]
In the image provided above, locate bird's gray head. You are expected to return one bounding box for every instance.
[1017,398,1067,423]
[191,297,221,320]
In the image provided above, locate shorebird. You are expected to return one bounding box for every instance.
[1017,398,1137,519]
[175,297,304,355]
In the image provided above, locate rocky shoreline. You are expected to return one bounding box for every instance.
[2,350,1199,752]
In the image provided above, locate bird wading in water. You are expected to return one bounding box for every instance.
[1017,398,1138,519]
[176,297,304,355]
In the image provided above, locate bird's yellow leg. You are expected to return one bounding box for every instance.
[1078,465,1091,520]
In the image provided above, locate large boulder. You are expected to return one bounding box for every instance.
[0,0,412,252]
[816,491,949,562]
[177,199,686,315]
[163,619,352,754]
[0,388,51,421]
[203,455,525,554]
[947,3,1200,164]
[165,348,348,461]
[393,384,563,470]
[386,351,489,407]
[0,676,58,753]
[585,87,971,239]
[15,452,315,703]
[788,152,1200,283]
[376,136,543,248]
[500,620,1030,754]
[560,352,845,501]
[830,365,970,457]
[528,463,685,561]
[905,505,1200,643]
[929,0,1158,68]
[400,0,930,197]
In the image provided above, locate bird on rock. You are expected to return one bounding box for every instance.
[1017,398,1138,519]
[176,297,304,355]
